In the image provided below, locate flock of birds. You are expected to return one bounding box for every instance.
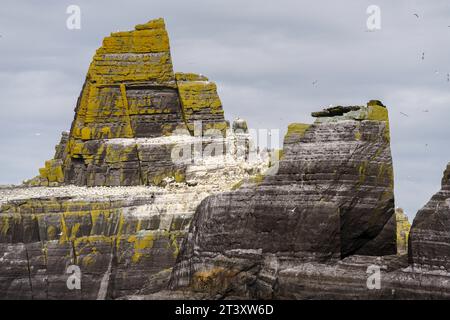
[312,12,448,126]
[401,13,448,121]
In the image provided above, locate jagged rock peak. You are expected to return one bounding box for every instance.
[27,18,229,187]
[170,99,397,296]
[409,162,450,270]
[396,208,411,255]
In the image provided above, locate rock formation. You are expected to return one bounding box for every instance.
[409,163,450,270]
[170,101,397,297]
[27,18,228,188]
[0,164,264,299]
[396,208,411,255]
[0,18,268,299]
[1,17,450,300]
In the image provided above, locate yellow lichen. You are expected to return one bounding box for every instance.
[0,215,10,237]
[47,225,57,239]
[192,267,237,292]
[396,208,411,255]
[128,231,155,263]
[366,104,390,142]
[358,161,368,184]
[285,123,311,140]
[174,170,185,183]
[175,72,209,82]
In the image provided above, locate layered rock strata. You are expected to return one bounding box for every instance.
[0,140,268,299]
[409,163,450,270]
[396,208,411,255]
[27,18,228,187]
[170,101,397,297]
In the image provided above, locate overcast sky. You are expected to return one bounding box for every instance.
[1,0,450,220]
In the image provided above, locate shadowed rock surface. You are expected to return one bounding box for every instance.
[1,18,450,300]
[26,18,228,188]
[169,101,398,297]
[0,18,268,299]
[409,163,450,270]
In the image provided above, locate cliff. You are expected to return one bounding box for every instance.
[169,101,398,297]
[27,18,228,187]
[1,18,450,300]
[0,18,268,299]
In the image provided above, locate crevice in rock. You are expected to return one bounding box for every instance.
[24,245,33,299]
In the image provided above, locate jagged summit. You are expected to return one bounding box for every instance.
[27,18,228,187]
[409,163,450,269]
[1,18,269,299]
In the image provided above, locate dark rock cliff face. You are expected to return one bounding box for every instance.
[0,194,186,299]
[169,102,397,297]
[409,163,450,270]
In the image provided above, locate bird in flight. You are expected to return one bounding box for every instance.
[400,112,409,117]
[312,80,318,86]
[413,13,419,18]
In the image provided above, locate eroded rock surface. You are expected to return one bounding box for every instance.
[0,18,268,300]
[409,163,450,270]
[170,101,397,297]
[27,18,228,187]
[396,208,411,255]
[0,145,268,299]
[2,17,450,300]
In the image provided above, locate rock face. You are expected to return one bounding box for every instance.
[0,146,267,299]
[0,18,268,300]
[27,18,228,187]
[396,208,411,255]
[170,101,397,297]
[2,17,450,300]
[409,163,450,270]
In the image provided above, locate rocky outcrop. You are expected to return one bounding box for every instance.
[27,18,228,187]
[1,192,186,299]
[409,163,450,270]
[0,18,268,300]
[0,142,267,299]
[396,208,411,255]
[170,101,397,297]
[3,17,450,300]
